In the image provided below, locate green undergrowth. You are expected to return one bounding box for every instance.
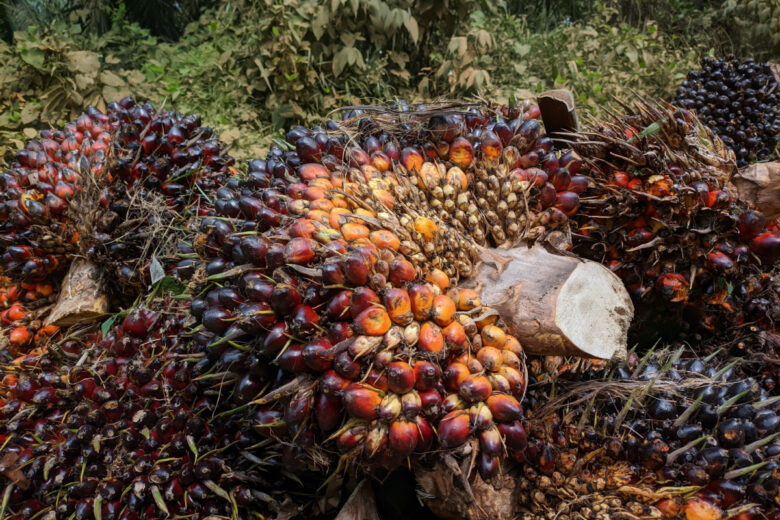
[0,0,773,164]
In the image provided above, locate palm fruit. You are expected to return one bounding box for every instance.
[674,57,780,166]
[0,103,325,519]
[512,347,780,519]
[567,100,780,343]
[0,97,233,303]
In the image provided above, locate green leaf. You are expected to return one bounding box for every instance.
[20,45,45,70]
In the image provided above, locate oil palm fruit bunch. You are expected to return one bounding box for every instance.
[0,296,306,520]
[181,100,611,478]
[0,97,234,303]
[567,101,780,341]
[674,57,780,167]
[515,347,780,519]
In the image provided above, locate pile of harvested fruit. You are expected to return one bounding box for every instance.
[0,84,777,519]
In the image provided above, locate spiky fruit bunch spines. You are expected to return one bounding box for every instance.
[568,101,780,340]
[674,57,780,167]
[515,348,780,519]
[0,97,233,301]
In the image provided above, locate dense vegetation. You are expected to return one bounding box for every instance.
[1,0,777,162]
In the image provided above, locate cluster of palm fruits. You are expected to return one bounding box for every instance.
[0,97,234,302]
[568,101,780,341]
[517,348,780,519]
[184,101,569,477]
[0,93,779,520]
[674,57,780,167]
[0,297,305,519]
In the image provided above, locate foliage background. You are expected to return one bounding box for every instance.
[1,0,777,163]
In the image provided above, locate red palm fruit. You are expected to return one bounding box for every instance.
[706,251,735,274]
[449,137,474,168]
[655,498,683,519]
[488,373,512,393]
[430,295,456,327]
[386,361,416,394]
[378,393,402,422]
[419,389,443,418]
[365,368,389,391]
[486,393,523,422]
[439,411,472,448]
[656,273,689,302]
[269,284,302,316]
[737,210,766,240]
[400,147,423,172]
[453,288,480,311]
[278,343,305,373]
[388,256,416,286]
[350,287,380,317]
[442,321,468,352]
[370,229,400,251]
[555,191,579,216]
[290,304,319,333]
[476,452,500,481]
[321,370,350,396]
[383,288,413,325]
[326,290,352,320]
[334,351,361,379]
[299,163,329,181]
[337,424,368,452]
[414,416,434,451]
[349,147,370,168]
[682,498,722,520]
[8,327,30,348]
[459,375,492,402]
[122,309,158,338]
[344,253,371,286]
[343,384,383,420]
[413,360,441,391]
[284,237,316,264]
[254,407,288,438]
[353,307,391,336]
[371,151,391,172]
[497,420,527,450]
[706,480,744,509]
[285,394,312,424]
[750,231,780,261]
[289,218,317,239]
[316,393,341,431]
[539,182,557,206]
[480,130,502,163]
[389,419,418,456]
[409,284,434,320]
[263,321,290,354]
[418,321,444,354]
[479,426,503,457]
[302,339,335,372]
[476,347,503,371]
[444,363,470,392]
[497,366,525,397]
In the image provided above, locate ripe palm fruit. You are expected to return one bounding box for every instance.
[568,100,780,343]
